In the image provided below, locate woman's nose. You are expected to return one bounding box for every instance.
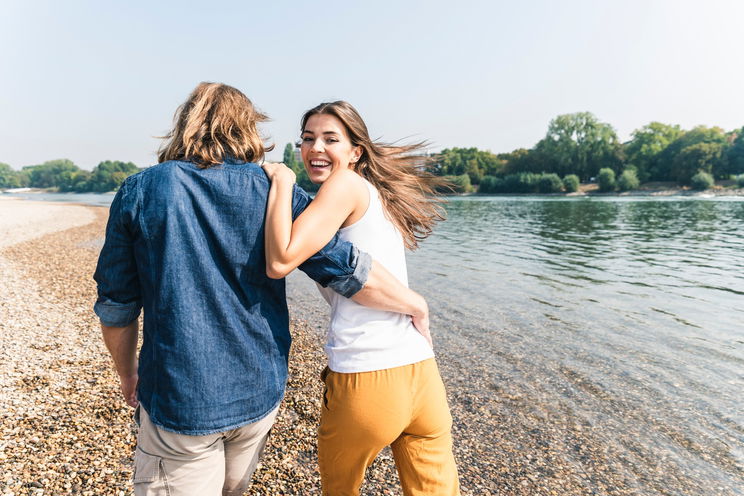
[311,139,324,152]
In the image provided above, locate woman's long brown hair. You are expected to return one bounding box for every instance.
[301,101,446,250]
[158,82,274,168]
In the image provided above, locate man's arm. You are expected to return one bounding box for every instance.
[101,321,139,408]
[93,180,143,406]
[289,186,432,346]
[351,260,432,347]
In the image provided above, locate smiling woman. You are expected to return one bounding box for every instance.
[261,100,460,495]
[301,114,362,185]
[300,100,447,249]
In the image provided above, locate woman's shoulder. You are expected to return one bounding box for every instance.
[321,168,367,194]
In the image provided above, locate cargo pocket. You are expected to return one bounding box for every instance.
[133,447,165,486]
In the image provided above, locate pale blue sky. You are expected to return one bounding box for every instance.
[1,0,743,170]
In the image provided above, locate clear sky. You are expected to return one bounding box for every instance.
[2,0,743,170]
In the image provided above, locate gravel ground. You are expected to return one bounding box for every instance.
[1,200,738,495]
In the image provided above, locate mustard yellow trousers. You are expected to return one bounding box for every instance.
[318,358,460,495]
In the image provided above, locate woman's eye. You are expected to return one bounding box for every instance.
[326,138,338,143]
[302,137,313,142]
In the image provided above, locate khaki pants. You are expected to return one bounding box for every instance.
[133,405,279,496]
[318,358,460,496]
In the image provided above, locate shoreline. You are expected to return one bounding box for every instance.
[459,186,744,198]
[4,184,744,202]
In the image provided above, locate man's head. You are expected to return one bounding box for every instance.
[158,82,274,168]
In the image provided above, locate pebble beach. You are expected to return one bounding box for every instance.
[1,198,739,495]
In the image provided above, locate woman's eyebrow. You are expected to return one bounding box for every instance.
[302,130,339,136]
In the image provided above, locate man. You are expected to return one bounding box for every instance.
[93,83,429,496]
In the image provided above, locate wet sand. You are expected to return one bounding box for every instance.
[0,200,739,495]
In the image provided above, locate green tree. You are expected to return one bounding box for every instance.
[727,127,744,176]
[656,126,728,182]
[533,112,623,180]
[432,148,503,184]
[282,143,297,168]
[499,148,539,175]
[625,122,682,182]
[478,176,500,194]
[500,173,541,193]
[69,170,92,192]
[442,174,473,193]
[597,168,616,192]
[89,160,139,192]
[672,142,724,185]
[23,159,80,188]
[562,174,580,193]
[617,169,640,191]
[537,173,563,193]
[282,143,316,192]
[690,171,714,190]
[0,162,23,188]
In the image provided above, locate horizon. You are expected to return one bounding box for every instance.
[2,0,744,171]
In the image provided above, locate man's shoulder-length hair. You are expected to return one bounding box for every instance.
[158,82,274,168]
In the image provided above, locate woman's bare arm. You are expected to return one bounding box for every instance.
[262,164,366,278]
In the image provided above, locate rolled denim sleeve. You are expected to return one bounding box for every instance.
[93,179,143,327]
[292,186,371,298]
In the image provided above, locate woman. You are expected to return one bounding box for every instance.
[262,101,460,495]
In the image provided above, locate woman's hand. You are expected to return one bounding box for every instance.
[262,162,296,185]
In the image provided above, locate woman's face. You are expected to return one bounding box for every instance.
[300,114,362,184]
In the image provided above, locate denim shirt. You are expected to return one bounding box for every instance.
[93,159,371,435]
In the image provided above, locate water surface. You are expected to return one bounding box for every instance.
[402,196,743,493]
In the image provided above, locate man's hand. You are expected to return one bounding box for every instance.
[119,373,139,408]
[101,320,139,408]
[261,162,296,184]
[412,304,433,349]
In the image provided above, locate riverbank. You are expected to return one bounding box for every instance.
[574,181,744,197]
[1,200,738,495]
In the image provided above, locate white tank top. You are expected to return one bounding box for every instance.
[317,179,435,373]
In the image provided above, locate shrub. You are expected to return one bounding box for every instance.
[537,173,564,193]
[443,174,474,193]
[690,171,714,190]
[597,168,616,192]
[737,174,744,188]
[617,169,640,192]
[478,175,501,194]
[502,173,541,193]
[562,174,580,193]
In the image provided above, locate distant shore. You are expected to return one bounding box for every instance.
[5,182,744,200]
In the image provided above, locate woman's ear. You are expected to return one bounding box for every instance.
[351,146,363,163]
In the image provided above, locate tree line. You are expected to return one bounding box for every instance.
[4,112,743,194]
[0,160,140,192]
[430,113,744,193]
